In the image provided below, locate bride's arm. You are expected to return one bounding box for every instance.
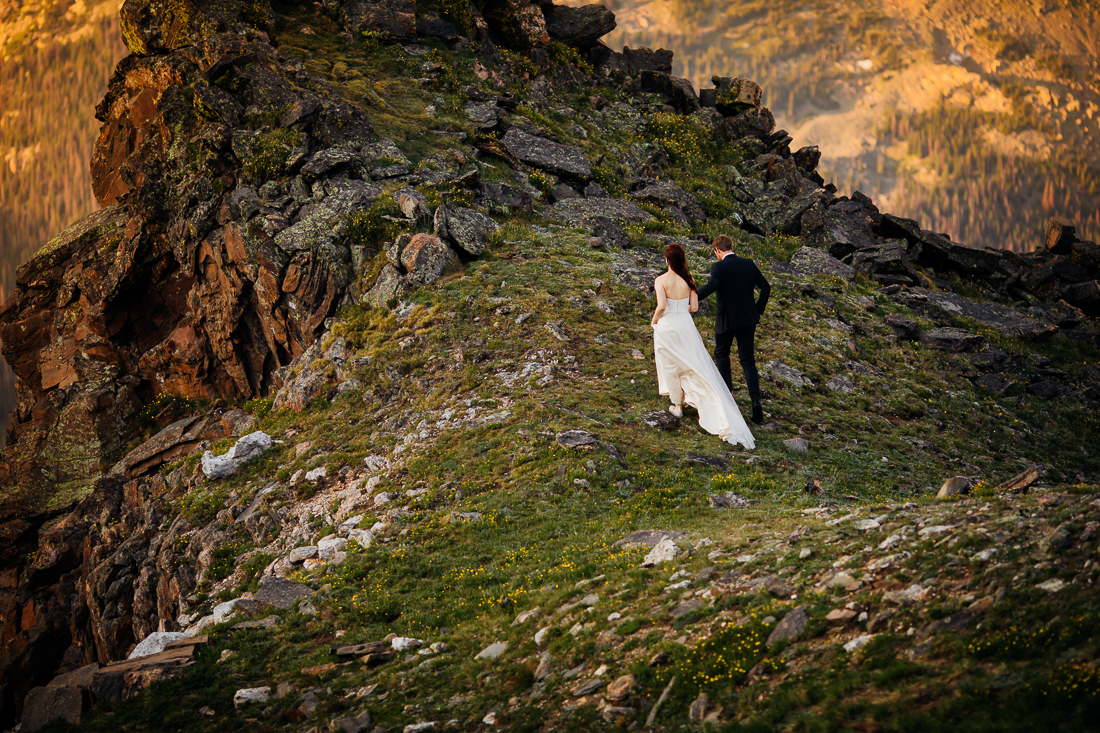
[651,279,667,327]
[689,289,699,313]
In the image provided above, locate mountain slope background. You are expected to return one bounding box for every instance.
[584,0,1100,252]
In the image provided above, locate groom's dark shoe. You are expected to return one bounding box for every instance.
[751,403,764,425]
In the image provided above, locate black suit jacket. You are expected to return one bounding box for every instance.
[697,253,771,333]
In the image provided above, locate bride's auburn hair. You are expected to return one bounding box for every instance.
[664,243,697,292]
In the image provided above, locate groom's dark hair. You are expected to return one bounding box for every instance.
[713,234,734,252]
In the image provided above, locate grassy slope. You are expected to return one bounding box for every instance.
[50,5,1100,732]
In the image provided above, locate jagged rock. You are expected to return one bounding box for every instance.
[640,72,700,113]
[896,288,1057,340]
[254,577,315,610]
[784,437,810,452]
[851,240,920,285]
[201,431,273,479]
[762,361,812,387]
[395,188,431,221]
[709,76,762,116]
[342,0,416,40]
[1062,279,1100,316]
[802,200,879,260]
[1045,217,1077,254]
[790,246,855,281]
[919,327,984,352]
[976,373,1015,395]
[110,415,225,479]
[302,145,360,177]
[1027,379,1060,398]
[572,678,604,697]
[119,0,264,55]
[502,129,592,182]
[634,181,706,223]
[641,538,679,566]
[885,314,920,340]
[401,233,460,286]
[20,684,89,731]
[480,0,550,47]
[766,606,808,647]
[365,263,409,307]
[544,3,615,48]
[434,204,500,256]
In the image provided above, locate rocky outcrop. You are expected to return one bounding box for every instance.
[544,3,616,48]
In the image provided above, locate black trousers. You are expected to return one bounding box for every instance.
[714,325,761,405]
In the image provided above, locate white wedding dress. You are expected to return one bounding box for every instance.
[653,297,756,449]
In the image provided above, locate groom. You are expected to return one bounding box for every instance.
[697,234,771,424]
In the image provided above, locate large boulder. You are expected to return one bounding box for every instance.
[401,233,460,286]
[790,247,855,281]
[544,3,616,48]
[501,129,592,183]
[640,72,700,114]
[553,197,654,229]
[479,0,550,47]
[434,204,501,256]
[633,181,706,224]
[708,76,762,116]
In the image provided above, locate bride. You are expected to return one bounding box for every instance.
[650,243,755,450]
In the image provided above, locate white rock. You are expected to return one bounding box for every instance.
[534,627,550,646]
[799,547,813,559]
[330,550,348,565]
[392,637,424,651]
[736,554,756,563]
[202,432,273,479]
[305,466,328,483]
[511,607,541,626]
[665,580,691,592]
[843,634,876,653]
[317,536,348,560]
[1037,578,1066,592]
[347,529,375,548]
[974,548,997,561]
[404,723,438,733]
[474,642,507,660]
[364,455,391,472]
[694,538,714,549]
[579,593,599,606]
[128,632,188,660]
[642,539,679,567]
[607,612,622,622]
[375,492,396,506]
[429,642,449,654]
[371,521,389,533]
[918,525,954,538]
[234,687,271,707]
[302,558,326,571]
[340,514,365,529]
[882,584,927,604]
[288,546,319,563]
[878,532,907,550]
[853,519,880,531]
